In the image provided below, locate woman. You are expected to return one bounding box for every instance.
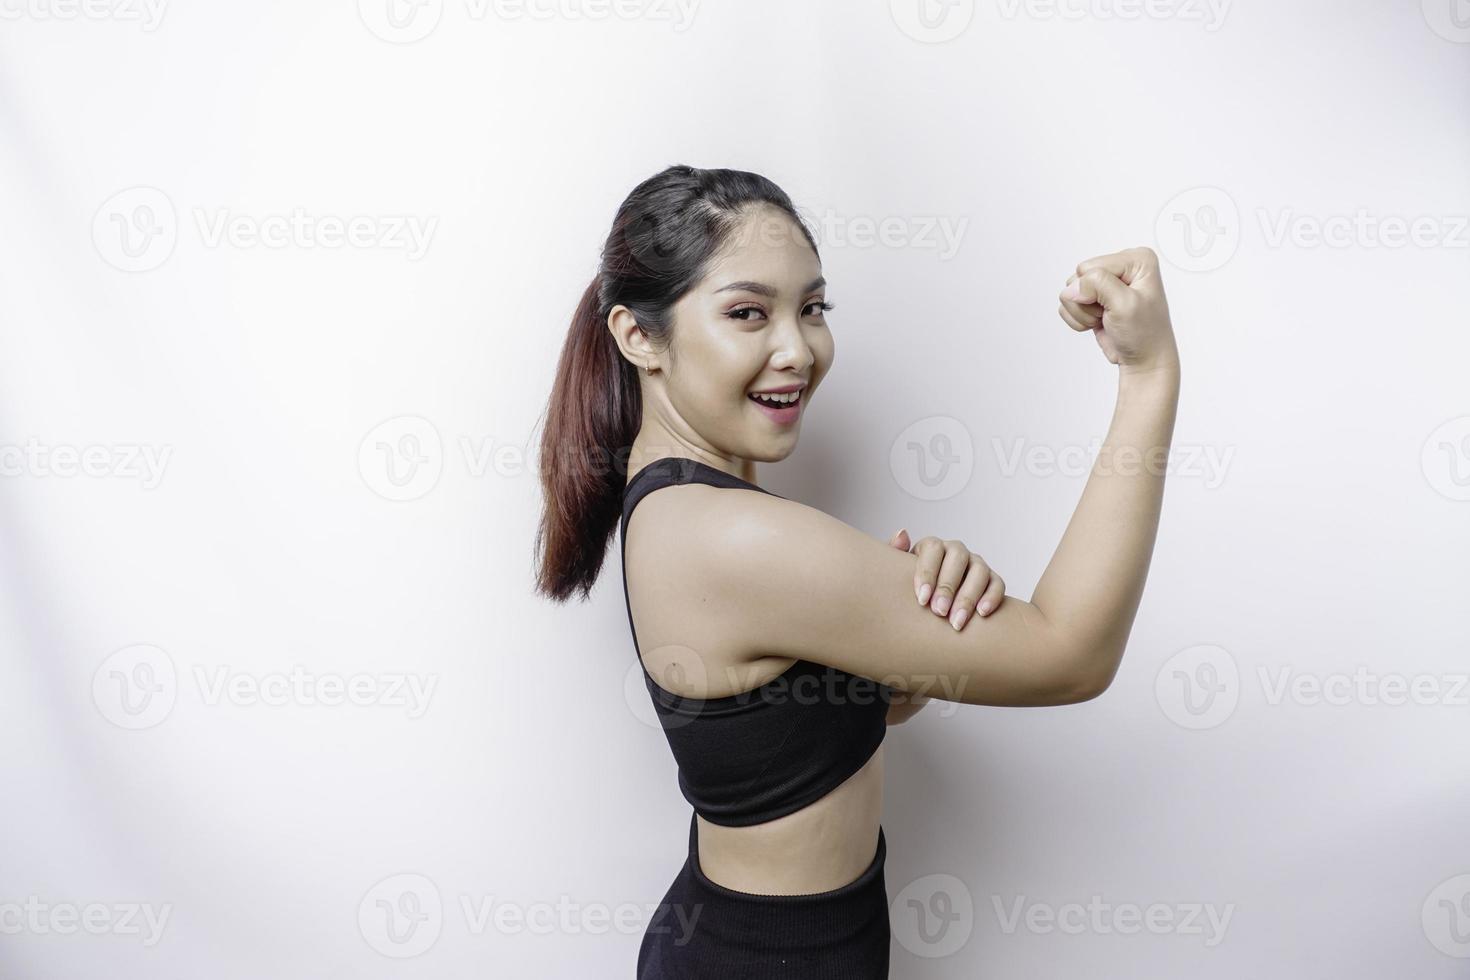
[533,165,1180,977]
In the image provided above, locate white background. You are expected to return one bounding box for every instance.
[2,0,1467,976]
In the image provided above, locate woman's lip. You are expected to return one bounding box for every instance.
[748,392,802,424]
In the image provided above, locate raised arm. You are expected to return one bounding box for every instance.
[663,246,1179,707]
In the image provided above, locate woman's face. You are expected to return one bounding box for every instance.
[643,206,834,464]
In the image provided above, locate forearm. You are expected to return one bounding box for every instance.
[1030,360,1181,690]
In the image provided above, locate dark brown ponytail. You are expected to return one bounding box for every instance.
[532,165,819,602]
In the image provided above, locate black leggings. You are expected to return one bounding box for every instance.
[637,812,891,978]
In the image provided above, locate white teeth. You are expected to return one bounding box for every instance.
[751,390,800,405]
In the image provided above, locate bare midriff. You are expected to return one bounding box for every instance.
[693,741,884,896]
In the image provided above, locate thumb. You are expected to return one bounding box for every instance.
[1063,268,1132,310]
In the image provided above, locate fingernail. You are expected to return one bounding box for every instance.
[977,601,992,616]
[951,608,968,631]
[917,583,932,605]
[934,594,951,616]
[1060,281,1083,302]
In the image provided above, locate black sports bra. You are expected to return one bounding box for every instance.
[618,456,893,828]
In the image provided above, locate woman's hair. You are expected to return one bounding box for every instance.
[533,164,820,603]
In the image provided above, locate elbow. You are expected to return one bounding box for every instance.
[1057,673,1112,704]
[1042,638,1123,705]
[1058,650,1123,704]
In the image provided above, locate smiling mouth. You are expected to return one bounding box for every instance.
[747,390,803,409]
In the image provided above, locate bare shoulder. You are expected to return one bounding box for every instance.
[623,482,801,698]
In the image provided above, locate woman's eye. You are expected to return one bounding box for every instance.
[727,301,833,322]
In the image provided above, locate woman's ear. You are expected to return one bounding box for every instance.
[607,304,654,372]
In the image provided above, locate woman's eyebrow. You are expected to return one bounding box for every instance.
[714,276,827,298]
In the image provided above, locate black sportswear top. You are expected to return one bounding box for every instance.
[618,457,893,828]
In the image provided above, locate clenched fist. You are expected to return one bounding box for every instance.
[1058,246,1180,374]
